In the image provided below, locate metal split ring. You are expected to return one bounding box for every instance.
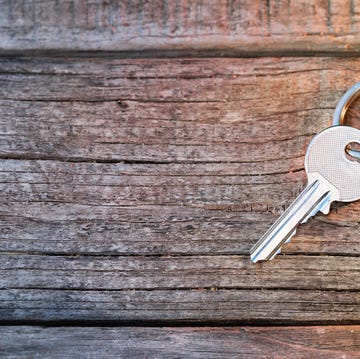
[332,82,360,159]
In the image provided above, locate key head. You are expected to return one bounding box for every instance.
[305,125,360,202]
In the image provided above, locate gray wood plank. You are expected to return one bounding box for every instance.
[1,159,359,257]
[1,56,359,163]
[3,203,359,257]
[1,326,360,359]
[2,254,360,291]
[0,288,359,323]
[0,0,360,54]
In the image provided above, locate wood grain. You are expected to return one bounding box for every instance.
[2,0,360,353]
[1,0,360,54]
[1,326,360,358]
[1,56,359,258]
[1,159,360,257]
[2,254,360,291]
[1,288,359,323]
[1,56,359,164]
[1,56,360,324]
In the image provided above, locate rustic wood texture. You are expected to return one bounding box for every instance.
[1,56,360,325]
[1,326,360,358]
[1,0,360,54]
[1,288,360,323]
[2,1,360,357]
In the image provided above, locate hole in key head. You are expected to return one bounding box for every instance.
[345,141,360,162]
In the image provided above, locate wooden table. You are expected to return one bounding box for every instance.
[1,1,360,357]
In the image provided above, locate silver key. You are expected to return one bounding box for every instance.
[250,125,360,263]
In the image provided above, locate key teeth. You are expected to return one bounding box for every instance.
[269,248,281,261]
[301,208,318,224]
[317,195,332,215]
[285,228,296,244]
[320,203,331,215]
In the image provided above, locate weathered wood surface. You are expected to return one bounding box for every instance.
[1,287,360,323]
[1,56,360,324]
[2,159,360,257]
[1,326,360,359]
[1,0,360,54]
[1,56,360,164]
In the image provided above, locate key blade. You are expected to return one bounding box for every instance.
[250,177,336,263]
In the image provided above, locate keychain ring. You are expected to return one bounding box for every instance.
[332,82,360,159]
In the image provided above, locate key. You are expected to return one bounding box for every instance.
[250,125,360,263]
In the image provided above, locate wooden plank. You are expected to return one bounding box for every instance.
[1,56,360,163]
[2,254,360,291]
[0,288,359,323]
[1,159,360,257]
[1,0,360,54]
[1,326,360,358]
